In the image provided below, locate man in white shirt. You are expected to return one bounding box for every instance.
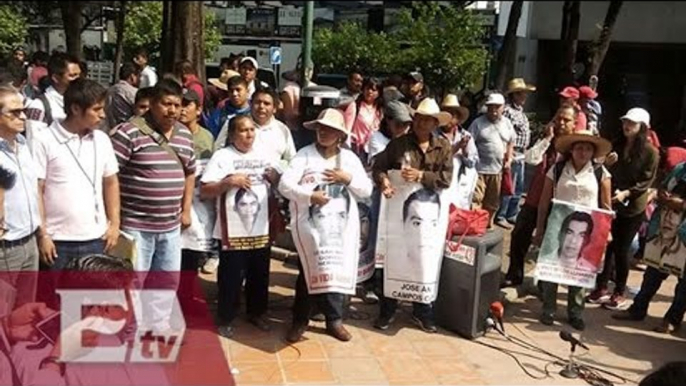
[133,48,158,88]
[33,79,120,270]
[251,88,296,169]
[24,53,81,150]
[469,93,515,225]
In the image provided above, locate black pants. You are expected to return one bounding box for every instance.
[629,266,686,326]
[597,213,644,294]
[378,270,434,321]
[505,204,538,283]
[292,262,345,325]
[217,248,270,323]
[179,250,209,303]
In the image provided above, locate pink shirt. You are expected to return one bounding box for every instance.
[33,121,119,241]
[350,102,382,150]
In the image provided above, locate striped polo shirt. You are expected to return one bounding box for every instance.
[111,118,196,232]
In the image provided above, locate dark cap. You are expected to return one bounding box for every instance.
[182,88,201,104]
[405,71,424,83]
[384,100,413,123]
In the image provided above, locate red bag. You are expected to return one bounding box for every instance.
[446,204,490,239]
[501,167,514,196]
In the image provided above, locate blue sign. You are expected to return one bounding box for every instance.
[270,46,282,65]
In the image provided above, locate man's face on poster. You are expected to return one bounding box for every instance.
[560,220,589,262]
[359,207,370,252]
[661,207,682,241]
[236,189,260,233]
[404,200,440,260]
[312,197,348,247]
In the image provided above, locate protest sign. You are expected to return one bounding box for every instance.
[182,159,216,252]
[644,205,686,278]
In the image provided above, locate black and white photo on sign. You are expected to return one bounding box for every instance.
[357,201,375,283]
[223,158,271,245]
[182,159,216,252]
[377,170,449,304]
[644,205,686,278]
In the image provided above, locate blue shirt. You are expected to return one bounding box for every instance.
[0,135,41,241]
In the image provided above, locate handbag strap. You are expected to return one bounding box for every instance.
[131,116,184,169]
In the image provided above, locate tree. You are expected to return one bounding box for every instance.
[0,5,28,59]
[584,1,623,81]
[494,0,523,92]
[559,0,581,87]
[160,1,205,80]
[113,1,127,82]
[60,1,84,59]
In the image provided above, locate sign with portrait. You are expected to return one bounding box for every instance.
[644,205,686,278]
[291,167,360,295]
[182,159,216,252]
[221,159,270,251]
[357,201,375,283]
[376,171,450,304]
[534,200,614,289]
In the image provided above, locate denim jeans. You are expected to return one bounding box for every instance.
[125,228,182,272]
[496,159,525,222]
[53,239,106,270]
[629,266,686,326]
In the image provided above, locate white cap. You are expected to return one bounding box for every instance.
[484,93,505,106]
[240,56,259,70]
[620,107,650,127]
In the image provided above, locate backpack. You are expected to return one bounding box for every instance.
[38,94,53,125]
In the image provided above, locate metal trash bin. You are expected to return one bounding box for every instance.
[435,229,504,339]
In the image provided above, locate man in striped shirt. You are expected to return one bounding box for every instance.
[110,79,196,274]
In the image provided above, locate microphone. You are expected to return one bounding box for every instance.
[485,317,496,333]
[490,301,505,332]
[559,330,589,350]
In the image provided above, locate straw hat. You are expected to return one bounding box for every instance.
[506,78,536,94]
[414,98,452,126]
[440,94,470,124]
[208,69,240,91]
[303,108,350,137]
[555,130,612,158]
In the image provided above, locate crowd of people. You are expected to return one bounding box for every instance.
[1,46,685,383]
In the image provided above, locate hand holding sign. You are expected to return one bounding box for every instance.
[401,167,423,183]
[311,190,330,206]
[226,173,252,190]
[324,169,351,185]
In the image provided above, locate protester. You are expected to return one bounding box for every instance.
[400,71,427,109]
[469,93,515,226]
[27,51,49,94]
[279,68,301,130]
[201,115,281,336]
[579,86,601,135]
[501,105,577,288]
[559,86,587,131]
[25,53,81,149]
[349,77,384,162]
[495,78,536,229]
[12,47,27,67]
[279,108,372,342]
[612,160,686,333]
[0,86,40,305]
[104,63,141,130]
[207,68,239,112]
[175,60,205,107]
[34,79,120,269]
[588,108,659,310]
[372,98,453,333]
[133,86,155,117]
[533,131,612,330]
[238,57,267,100]
[213,76,251,148]
[368,100,413,164]
[340,69,363,100]
[110,79,196,273]
[133,48,158,88]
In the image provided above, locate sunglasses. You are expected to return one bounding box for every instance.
[1,108,27,118]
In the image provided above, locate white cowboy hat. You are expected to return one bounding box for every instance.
[414,98,452,127]
[506,78,536,94]
[440,94,470,124]
[303,108,350,137]
[208,69,240,91]
[555,130,612,158]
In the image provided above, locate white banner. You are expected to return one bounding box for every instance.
[291,167,360,295]
[181,160,215,252]
[376,171,449,304]
[357,201,375,283]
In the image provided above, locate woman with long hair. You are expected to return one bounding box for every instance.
[587,108,659,310]
[350,77,384,162]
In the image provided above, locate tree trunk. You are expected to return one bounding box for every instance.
[559,0,580,87]
[160,1,205,81]
[494,0,523,92]
[160,0,174,74]
[60,1,84,59]
[585,1,623,81]
[113,0,127,83]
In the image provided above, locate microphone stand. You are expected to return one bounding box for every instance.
[559,341,579,379]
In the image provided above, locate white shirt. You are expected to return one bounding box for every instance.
[254,117,297,172]
[24,86,66,152]
[139,65,158,88]
[546,160,610,209]
[33,121,119,241]
[367,131,390,163]
[468,115,515,175]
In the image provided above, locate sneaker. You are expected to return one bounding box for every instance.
[539,313,554,326]
[568,317,585,331]
[603,293,629,311]
[495,219,513,230]
[362,290,379,304]
[412,316,438,333]
[218,325,235,339]
[202,257,219,274]
[373,315,395,331]
[585,288,611,304]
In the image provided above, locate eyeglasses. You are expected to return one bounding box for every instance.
[1,108,27,118]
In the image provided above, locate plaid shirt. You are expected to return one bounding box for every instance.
[504,103,530,151]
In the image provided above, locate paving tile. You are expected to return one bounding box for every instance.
[329,358,388,383]
[229,340,280,362]
[277,339,328,362]
[281,360,337,384]
[366,335,417,357]
[231,361,285,385]
[410,340,461,357]
[377,355,437,383]
[323,339,375,359]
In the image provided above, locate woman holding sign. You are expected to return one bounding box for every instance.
[279,108,372,343]
[534,131,612,331]
[201,115,280,337]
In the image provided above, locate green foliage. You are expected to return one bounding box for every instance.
[123,1,221,60]
[313,2,488,96]
[0,5,29,59]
